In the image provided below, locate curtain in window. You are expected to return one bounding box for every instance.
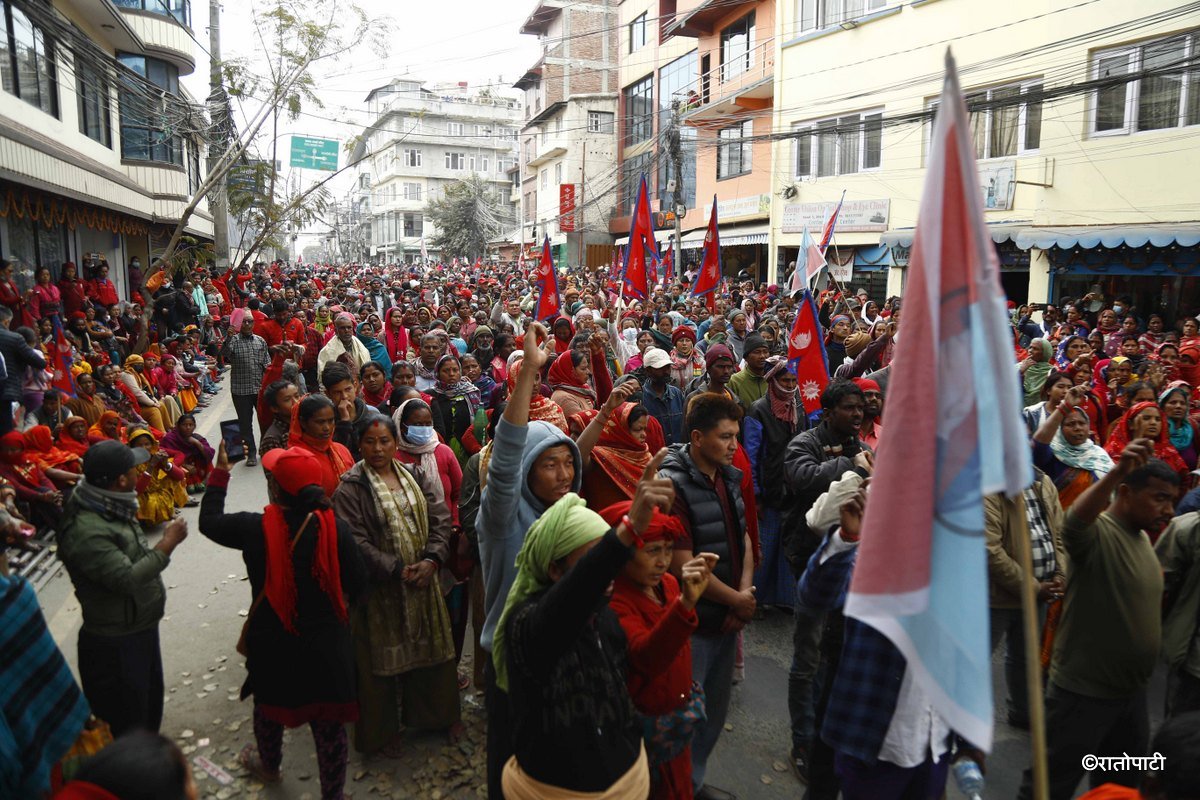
[989,86,1019,157]
[817,120,837,177]
[1095,55,1130,131]
[966,94,987,159]
[1137,37,1186,131]
[838,114,860,174]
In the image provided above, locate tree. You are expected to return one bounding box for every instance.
[143,0,386,294]
[427,176,512,262]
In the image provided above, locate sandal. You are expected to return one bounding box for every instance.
[457,671,471,691]
[238,744,281,784]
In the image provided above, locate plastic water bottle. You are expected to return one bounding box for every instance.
[952,758,985,800]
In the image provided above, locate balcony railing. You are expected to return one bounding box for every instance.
[113,0,191,28]
[678,37,775,114]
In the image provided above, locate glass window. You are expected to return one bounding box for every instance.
[863,112,882,169]
[445,152,465,170]
[403,213,422,238]
[621,151,653,214]
[796,110,884,178]
[77,57,112,147]
[962,81,1042,158]
[717,120,752,179]
[796,0,885,33]
[448,121,465,136]
[1091,32,1200,136]
[793,126,812,177]
[117,53,183,164]
[623,74,654,146]
[112,0,191,28]
[720,11,755,82]
[404,148,421,167]
[658,50,697,210]
[554,162,563,185]
[1,4,58,117]
[588,111,614,133]
[629,13,647,53]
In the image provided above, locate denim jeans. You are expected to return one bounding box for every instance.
[690,630,737,790]
[788,597,826,753]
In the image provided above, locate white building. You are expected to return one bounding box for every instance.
[352,78,521,263]
[515,0,619,270]
[0,0,212,299]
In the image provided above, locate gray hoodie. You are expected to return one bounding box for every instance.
[476,416,581,652]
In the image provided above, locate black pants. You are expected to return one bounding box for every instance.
[483,657,511,800]
[232,393,258,459]
[1168,668,1200,717]
[78,626,164,737]
[1017,682,1149,800]
[0,400,14,435]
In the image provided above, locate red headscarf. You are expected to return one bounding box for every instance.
[506,359,568,433]
[1104,400,1189,480]
[58,416,91,456]
[597,500,685,543]
[383,306,409,363]
[259,447,346,634]
[286,399,354,496]
[1178,343,1200,389]
[552,316,576,354]
[24,425,81,470]
[588,403,653,501]
[547,351,597,403]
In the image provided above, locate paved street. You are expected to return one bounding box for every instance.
[35,381,1167,799]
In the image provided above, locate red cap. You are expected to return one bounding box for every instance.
[853,377,881,393]
[261,447,323,494]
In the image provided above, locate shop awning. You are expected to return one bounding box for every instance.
[879,222,1030,248]
[680,222,769,248]
[613,231,674,247]
[1014,223,1200,250]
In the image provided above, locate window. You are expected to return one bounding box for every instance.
[623,74,654,146]
[621,151,653,214]
[186,138,201,194]
[540,169,548,188]
[720,12,755,82]
[554,163,563,184]
[0,3,59,117]
[717,120,753,179]
[793,110,883,178]
[112,0,191,28]
[403,213,422,238]
[76,57,112,147]
[629,13,647,53]
[448,121,465,137]
[480,156,489,172]
[926,81,1041,159]
[403,182,422,201]
[117,53,183,164]
[658,50,698,208]
[796,0,885,33]
[445,151,465,170]
[588,110,614,133]
[1091,32,1200,135]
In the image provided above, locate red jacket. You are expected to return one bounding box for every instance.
[86,278,119,307]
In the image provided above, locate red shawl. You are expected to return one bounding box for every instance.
[58,416,91,456]
[547,350,597,403]
[507,359,568,433]
[383,306,410,363]
[261,504,345,635]
[24,425,81,470]
[286,401,354,496]
[589,403,652,500]
[1104,400,1189,481]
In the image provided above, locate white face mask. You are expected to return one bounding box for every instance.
[406,425,435,445]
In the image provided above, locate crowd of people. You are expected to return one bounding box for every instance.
[2,256,1200,800]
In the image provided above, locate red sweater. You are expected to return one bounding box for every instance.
[395,444,462,526]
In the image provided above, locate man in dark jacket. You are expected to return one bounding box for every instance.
[0,305,46,434]
[57,441,188,735]
[661,392,753,800]
[782,379,871,781]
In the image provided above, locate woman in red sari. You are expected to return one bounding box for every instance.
[1105,400,1190,490]
[58,261,88,318]
[576,398,652,510]
[23,424,82,489]
[87,411,125,444]
[57,416,91,457]
[506,358,567,433]
[286,394,353,497]
[0,259,34,328]
[382,306,410,364]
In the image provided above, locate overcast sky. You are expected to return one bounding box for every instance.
[181,0,541,247]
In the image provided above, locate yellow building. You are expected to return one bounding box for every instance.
[769,0,1200,319]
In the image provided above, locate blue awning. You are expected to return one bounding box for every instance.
[1015,224,1200,250]
[879,222,1030,248]
[853,244,893,268]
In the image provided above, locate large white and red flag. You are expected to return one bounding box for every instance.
[843,51,1031,753]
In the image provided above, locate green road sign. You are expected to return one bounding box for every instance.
[289,136,339,171]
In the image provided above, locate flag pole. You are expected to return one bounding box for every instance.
[1012,508,1051,800]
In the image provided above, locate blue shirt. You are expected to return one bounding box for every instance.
[641,380,685,446]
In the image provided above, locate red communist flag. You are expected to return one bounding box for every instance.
[690,196,721,310]
[786,288,830,415]
[533,236,561,322]
[621,173,658,301]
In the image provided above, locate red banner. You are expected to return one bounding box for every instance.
[559,184,576,233]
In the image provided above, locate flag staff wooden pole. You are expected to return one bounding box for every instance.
[1011,504,1051,800]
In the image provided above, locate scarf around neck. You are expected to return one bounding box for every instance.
[73,477,140,522]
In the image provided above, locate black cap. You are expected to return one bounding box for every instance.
[82,440,151,487]
[743,332,769,356]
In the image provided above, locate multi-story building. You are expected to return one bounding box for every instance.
[612,0,776,280]
[353,78,521,264]
[514,0,619,270]
[0,0,212,298]
[768,0,1200,311]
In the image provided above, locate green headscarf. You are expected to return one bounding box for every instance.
[492,493,610,692]
[1022,338,1054,407]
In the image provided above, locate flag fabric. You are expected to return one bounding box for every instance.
[532,235,561,322]
[420,236,428,264]
[785,289,829,415]
[842,51,1032,753]
[49,318,76,395]
[790,225,827,293]
[689,196,721,305]
[662,243,674,288]
[818,189,846,254]
[620,174,658,302]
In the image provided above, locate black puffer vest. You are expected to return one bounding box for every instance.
[659,444,746,633]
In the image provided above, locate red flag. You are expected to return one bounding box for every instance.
[533,236,561,322]
[786,288,830,415]
[621,174,658,301]
[662,243,674,287]
[49,318,76,395]
[818,190,846,254]
[689,196,721,303]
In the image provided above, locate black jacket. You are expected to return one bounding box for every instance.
[782,420,870,574]
[0,328,46,402]
[744,397,804,509]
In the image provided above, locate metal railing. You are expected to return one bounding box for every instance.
[681,36,775,112]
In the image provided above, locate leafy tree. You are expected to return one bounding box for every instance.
[427,175,512,262]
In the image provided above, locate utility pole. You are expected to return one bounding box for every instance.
[669,100,684,283]
[206,0,229,266]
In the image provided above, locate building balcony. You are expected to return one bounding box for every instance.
[118,4,196,75]
[670,0,757,37]
[681,38,774,124]
[526,136,568,168]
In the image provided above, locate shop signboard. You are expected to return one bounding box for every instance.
[559,184,576,232]
[979,162,1015,211]
[289,136,339,171]
[705,194,771,221]
[782,199,891,234]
